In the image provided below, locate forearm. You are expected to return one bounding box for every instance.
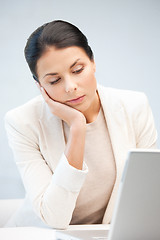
[38,184,79,229]
[38,123,87,227]
[64,122,86,170]
[33,153,88,229]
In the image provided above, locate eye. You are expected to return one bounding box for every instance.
[50,77,61,85]
[72,65,84,74]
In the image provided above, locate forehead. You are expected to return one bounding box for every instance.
[36,46,90,77]
[42,46,88,63]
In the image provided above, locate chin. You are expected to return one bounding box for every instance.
[76,103,90,113]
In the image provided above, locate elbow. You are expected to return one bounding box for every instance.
[42,217,70,230]
[38,209,71,230]
[34,193,75,230]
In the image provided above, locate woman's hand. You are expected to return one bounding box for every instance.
[36,82,86,128]
[35,82,86,170]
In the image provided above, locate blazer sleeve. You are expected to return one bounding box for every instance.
[4,111,88,229]
[133,93,158,148]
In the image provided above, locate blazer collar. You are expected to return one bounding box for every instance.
[97,84,131,179]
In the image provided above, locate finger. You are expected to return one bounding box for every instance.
[40,87,53,104]
[34,82,50,103]
[40,87,61,116]
[34,81,41,90]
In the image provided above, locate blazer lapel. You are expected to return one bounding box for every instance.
[98,85,133,223]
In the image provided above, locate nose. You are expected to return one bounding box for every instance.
[64,77,77,93]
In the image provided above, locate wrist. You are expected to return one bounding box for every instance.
[70,118,86,133]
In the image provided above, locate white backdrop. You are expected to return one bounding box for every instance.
[0,0,160,198]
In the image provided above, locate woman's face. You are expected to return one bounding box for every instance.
[36,46,99,115]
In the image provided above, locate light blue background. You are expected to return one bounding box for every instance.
[0,0,160,198]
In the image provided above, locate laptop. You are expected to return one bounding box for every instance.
[55,149,160,240]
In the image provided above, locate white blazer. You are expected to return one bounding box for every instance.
[4,85,157,229]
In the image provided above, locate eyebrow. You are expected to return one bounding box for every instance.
[42,58,81,79]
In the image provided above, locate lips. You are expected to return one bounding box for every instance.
[67,95,85,104]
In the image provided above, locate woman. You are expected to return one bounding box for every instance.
[5,20,157,228]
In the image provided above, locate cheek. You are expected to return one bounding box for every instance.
[84,71,97,90]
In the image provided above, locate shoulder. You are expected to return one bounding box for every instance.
[5,95,44,127]
[98,85,149,112]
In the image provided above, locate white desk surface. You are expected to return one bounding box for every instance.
[0,224,110,240]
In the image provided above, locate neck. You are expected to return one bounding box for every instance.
[84,91,101,124]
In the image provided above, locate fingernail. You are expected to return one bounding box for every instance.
[35,81,40,89]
